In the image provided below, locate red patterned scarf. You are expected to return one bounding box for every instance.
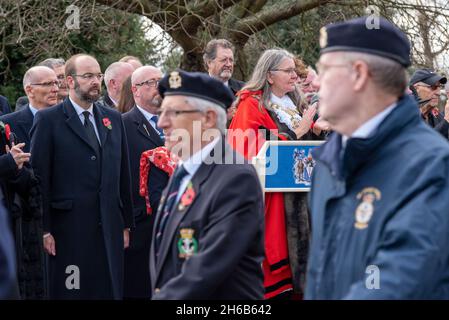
[139,147,176,214]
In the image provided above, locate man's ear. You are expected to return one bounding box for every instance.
[203,109,217,129]
[66,75,75,89]
[24,85,33,98]
[352,61,370,92]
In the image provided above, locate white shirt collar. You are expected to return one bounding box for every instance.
[69,96,93,116]
[179,137,221,177]
[109,96,118,107]
[342,102,397,148]
[136,105,157,122]
[28,104,39,117]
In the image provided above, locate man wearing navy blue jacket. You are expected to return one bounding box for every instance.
[0,95,12,115]
[306,17,449,299]
[30,54,134,299]
[0,201,19,299]
[122,66,168,298]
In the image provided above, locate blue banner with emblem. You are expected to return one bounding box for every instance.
[252,141,325,192]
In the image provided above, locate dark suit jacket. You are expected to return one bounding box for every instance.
[150,138,264,300]
[0,105,34,152]
[30,98,134,299]
[0,105,45,299]
[0,95,12,115]
[99,92,116,109]
[0,201,19,299]
[122,106,168,298]
[228,78,245,96]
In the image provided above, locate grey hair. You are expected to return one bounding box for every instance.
[38,58,65,70]
[184,96,227,135]
[343,52,409,97]
[104,62,133,89]
[203,39,235,69]
[236,49,303,112]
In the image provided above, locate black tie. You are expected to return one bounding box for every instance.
[82,111,100,153]
[155,165,188,256]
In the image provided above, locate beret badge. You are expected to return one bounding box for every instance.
[169,71,182,89]
[319,27,328,49]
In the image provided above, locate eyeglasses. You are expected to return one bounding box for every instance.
[135,79,160,88]
[56,75,65,80]
[315,62,350,76]
[415,83,444,91]
[270,68,298,76]
[30,81,60,87]
[156,109,202,118]
[72,73,104,81]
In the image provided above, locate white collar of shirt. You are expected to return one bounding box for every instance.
[342,102,397,148]
[180,137,221,177]
[109,96,118,107]
[136,105,157,123]
[28,104,39,117]
[270,93,296,109]
[176,137,221,202]
[69,97,94,117]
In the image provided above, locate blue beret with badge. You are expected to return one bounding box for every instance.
[158,69,235,110]
[319,16,411,67]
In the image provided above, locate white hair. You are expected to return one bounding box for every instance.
[104,62,133,89]
[183,96,227,135]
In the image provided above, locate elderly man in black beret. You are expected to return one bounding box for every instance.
[409,69,448,138]
[149,70,264,300]
[306,16,449,299]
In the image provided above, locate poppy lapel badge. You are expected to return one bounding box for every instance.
[102,117,112,130]
[178,182,195,211]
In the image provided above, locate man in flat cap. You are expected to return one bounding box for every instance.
[306,16,449,299]
[149,70,264,300]
[409,69,448,138]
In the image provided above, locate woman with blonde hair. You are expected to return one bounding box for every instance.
[117,75,135,114]
[229,49,326,299]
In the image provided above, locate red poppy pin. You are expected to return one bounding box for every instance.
[4,124,11,142]
[431,108,440,118]
[178,182,195,211]
[103,118,112,130]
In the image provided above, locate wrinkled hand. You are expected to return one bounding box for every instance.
[5,142,30,170]
[295,104,317,139]
[124,229,130,249]
[313,116,332,134]
[43,234,56,256]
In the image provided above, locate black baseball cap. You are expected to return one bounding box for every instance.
[409,69,447,87]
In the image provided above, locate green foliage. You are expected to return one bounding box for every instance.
[0,1,157,108]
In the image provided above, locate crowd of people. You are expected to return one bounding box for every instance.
[1,15,449,300]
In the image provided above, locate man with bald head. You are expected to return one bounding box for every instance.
[119,56,143,70]
[2,66,58,151]
[122,65,166,298]
[101,62,134,109]
[0,65,53,299]
[30,53,134,299]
